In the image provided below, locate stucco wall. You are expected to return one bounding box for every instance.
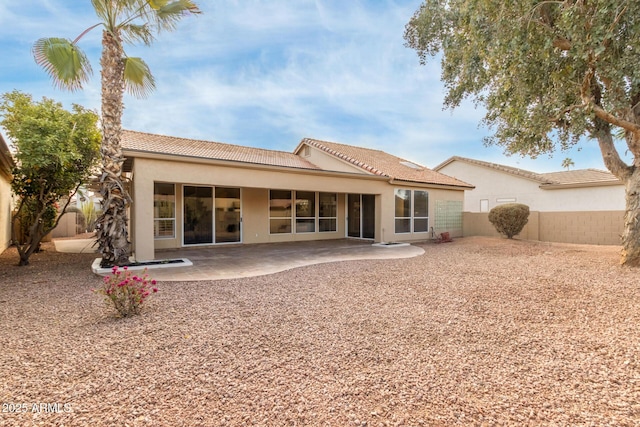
[438,161,625,212]
[464,211,623,245]
[130,156,466,260]
[0,174,11,253]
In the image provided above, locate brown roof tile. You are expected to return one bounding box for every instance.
[301,138,474,188]
[540,169,620,185]
[122,130,321,170]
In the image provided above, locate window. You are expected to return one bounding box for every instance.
[480,199,489,212]
[295,191,316,233]
[270,190,338,234]
[154,183,175,238]
[413,190,429,232]
[319,192,337,232]
[395,189,429,233]
[395,189,411,233]
[270,190,292,234]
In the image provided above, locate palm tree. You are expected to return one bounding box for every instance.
[561,158,575,171]
[33,0,201,267]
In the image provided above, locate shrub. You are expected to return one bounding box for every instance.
[95,266,158,317]
[488,203,530,239]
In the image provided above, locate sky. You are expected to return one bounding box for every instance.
[0,0,626,173]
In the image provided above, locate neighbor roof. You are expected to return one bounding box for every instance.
[434,156,620,188]
[299,138,474,188]
[121,130,321,171]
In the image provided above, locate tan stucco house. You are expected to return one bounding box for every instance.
[121,130,473,261]
[0,133,13,254]
[434,156,624,244]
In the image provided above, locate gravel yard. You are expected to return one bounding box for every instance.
[1,237,639,426]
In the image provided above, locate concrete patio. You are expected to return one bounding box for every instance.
[54,238,425,281]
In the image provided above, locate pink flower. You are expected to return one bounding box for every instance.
[123,266,128,271]
[151,280,157,285]
[152,288,158,293]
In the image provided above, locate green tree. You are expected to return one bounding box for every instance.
[405,1,640,265]
[562,158,575,171]
[32,0,201,267]
[0,91,100,266]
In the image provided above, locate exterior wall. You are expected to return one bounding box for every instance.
[51,213,78,238]
[0,174,11,253]
[131,156,465,260]
[464,211,623,245]
[438,161,625,212]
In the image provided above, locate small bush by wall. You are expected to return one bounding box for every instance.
[488,203,530,239]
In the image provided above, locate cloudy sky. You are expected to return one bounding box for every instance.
[0,0,622,172]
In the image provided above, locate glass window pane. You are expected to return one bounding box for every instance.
[395,218,411,233]
[296,191,315,218]
[296,219,315,233]
[319,193,337,218]
[414,191,428,217]
[154,183,175,219]
[395,189,411,217]
[183,186,213,244]
[270,218,291,234]
[319,218,337,232]
[270,190,292,217]
[414,218,429,233]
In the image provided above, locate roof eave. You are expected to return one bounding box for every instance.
[540,180,623,190]
[389,178,475,190]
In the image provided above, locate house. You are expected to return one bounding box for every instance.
[0,133,13,253]
[433,156,625,245]
[121,130,473,261]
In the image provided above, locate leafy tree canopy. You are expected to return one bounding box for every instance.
[405,0,640,176]
[0,90,101,265]
[405,1,640,265]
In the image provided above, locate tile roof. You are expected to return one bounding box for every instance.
[121,130,321,171]
[539,169,620,185]
[300,138,474,188]
[433,156,620,187]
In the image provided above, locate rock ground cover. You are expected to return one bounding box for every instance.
[0,237,638,426]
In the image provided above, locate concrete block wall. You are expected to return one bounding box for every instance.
[463,211,623,245]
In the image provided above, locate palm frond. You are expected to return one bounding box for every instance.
[32,38,93,92]
[146,0,201,32]
[123,57,156,98]
[121,23,154,45]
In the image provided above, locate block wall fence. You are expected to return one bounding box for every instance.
[463,211,624,246]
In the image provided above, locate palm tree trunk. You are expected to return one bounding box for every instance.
[96,29,131,267]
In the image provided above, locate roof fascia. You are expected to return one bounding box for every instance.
[540,180,623,190]
[388,178,475,191]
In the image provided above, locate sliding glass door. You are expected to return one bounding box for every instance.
[183,185,241,245]
[184,186,213,245]
[347,194,375,239]
[215,187,241,243]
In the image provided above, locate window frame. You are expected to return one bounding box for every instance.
[318,192,337,233]
[269,189,293,234]
[394,188,429,234]
[154,182,176,239]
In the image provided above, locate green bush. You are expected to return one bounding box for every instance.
[488,203,530,239]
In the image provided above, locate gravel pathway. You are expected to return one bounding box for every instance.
[0,237,638,426]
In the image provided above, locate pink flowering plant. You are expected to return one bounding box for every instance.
[94,266,158,317]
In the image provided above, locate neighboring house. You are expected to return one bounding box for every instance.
[121,130,473,261]
[434,156,625,245]
[0,133,14,253]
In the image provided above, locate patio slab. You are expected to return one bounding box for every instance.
[55,238,425,281]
